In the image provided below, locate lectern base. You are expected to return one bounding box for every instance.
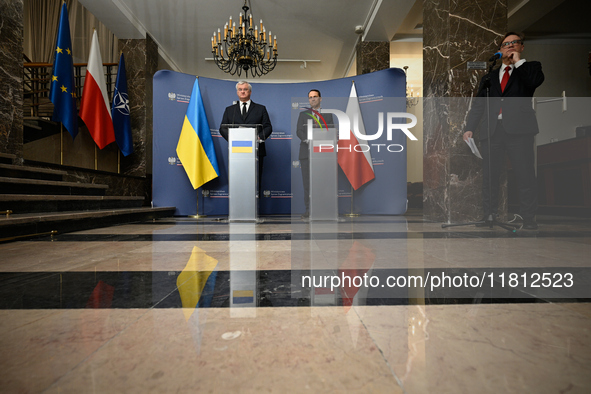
[303,216,346,223]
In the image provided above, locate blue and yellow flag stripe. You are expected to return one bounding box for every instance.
[176,246,219,321]
[176,79,219,189]
[233,290,254,304]
[231,140,253,153]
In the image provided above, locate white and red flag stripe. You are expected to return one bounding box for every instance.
[337,82,375,190]
[80,30,115,149]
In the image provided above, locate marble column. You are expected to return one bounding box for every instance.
[423,0,507,222]
[0,0,24,159]
[356,41,390,75]
[118,34,158,177]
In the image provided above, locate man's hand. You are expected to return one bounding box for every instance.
[508,51,521,64]
[463,131,473,142]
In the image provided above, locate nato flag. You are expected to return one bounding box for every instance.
[112,53,133,156]
[49,2,78,139]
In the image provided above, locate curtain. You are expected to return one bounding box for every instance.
[24,0,118,64]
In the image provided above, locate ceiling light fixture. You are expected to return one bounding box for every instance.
[403,66,420,108]
[211,0,278,78]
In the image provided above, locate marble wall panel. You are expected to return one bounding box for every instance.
[357,41,390,75]
[423,0,507,223]
[0,0,24,159]
[118,34,157,178]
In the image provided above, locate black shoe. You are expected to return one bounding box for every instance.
[523,219,538,230]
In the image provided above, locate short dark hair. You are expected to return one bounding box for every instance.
[500,31,525,47]
[308,89,321,97]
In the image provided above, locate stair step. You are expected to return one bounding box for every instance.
[0,194,144,202]
[23,121,42,131]
[23,118,61,143]
[0,163,67,181]
[0,194,145,214]
[0,176,108,196]
[0,207,176,241]
[0,153,16,165]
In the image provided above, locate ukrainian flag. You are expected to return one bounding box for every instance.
[176,79,219,189]
[231,140,253,153]
[233,290,254,304]
[176,246,218,321]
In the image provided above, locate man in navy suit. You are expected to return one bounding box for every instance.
[464,32,544,230]
[220,81,273,197]
[296,89,335,218]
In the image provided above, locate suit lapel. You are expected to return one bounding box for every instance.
[503,68,516,94]
[244,101,254,122]
[492,67,503,96]
[236,102,246,122]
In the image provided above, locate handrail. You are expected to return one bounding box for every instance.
[23,61,118,118]
[24,62,118,67]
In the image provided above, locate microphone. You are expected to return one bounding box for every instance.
[489,52,502,62]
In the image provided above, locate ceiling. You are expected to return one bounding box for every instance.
[77,0,590,82]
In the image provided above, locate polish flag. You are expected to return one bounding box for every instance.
[80,30,115,149]
[337,82,375,190]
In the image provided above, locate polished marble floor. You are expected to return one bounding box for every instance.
[1,211,590,393]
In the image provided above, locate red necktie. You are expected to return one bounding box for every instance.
[499,66,511,115]
[501,66,511,92]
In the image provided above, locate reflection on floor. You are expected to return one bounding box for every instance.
[1,212,590,392]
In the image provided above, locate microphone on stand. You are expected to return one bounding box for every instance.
[489,52,502,62]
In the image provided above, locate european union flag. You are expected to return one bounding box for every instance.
[49,2,78,139]
[112,53,133,156]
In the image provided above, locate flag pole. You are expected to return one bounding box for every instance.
[94,145,98,170]
[343,80,360,217]
[189,190,207,219]
[60,124,64,165]
[344,186,360,217]
[117,50,122,176]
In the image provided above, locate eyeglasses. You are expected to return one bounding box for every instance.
[501,40,523,47]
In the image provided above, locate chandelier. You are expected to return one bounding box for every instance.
[403,66,420,108]
[211,0,278,78]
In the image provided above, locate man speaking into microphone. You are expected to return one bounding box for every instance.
[463,32,544,230]
[220,81,273,199]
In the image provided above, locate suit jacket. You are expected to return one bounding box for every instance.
[296,110,335,160]
[466,61,544,140]
[220,101,273,156]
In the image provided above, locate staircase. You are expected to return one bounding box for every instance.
[0,152,175,241]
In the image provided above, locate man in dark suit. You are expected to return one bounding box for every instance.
[220,81,273,197]
[296,89,334,218]
[464,32,544,229]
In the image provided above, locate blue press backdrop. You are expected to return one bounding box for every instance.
[153,68,408,216]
